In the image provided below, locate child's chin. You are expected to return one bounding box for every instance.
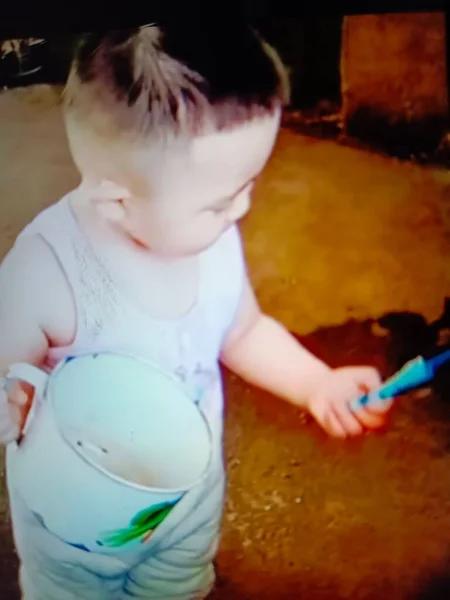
[142,235,221,258]
[148,245,194,259]
[158,243,210,258]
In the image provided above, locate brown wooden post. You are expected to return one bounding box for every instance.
[341,13,448,154]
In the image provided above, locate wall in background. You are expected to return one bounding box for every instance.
[341,13,449,156]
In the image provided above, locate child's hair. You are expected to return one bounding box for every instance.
[63,19,289,141]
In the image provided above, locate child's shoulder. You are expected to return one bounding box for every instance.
[1,197,76,345]
[6,195,68,278]
[16,195,69,240]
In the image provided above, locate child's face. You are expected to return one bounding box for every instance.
[119,110,281,257]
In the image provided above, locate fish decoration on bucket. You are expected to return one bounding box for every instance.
[351,348,450,411]
[97,501,176,548]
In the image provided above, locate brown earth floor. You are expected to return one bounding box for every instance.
[2,86,450,599]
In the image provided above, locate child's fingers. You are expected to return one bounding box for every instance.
[352,406,386,430]
[349,365,393,419]
[323,410,348,438]
[352,366,383,391]
[329,379,366,437]
[361,394,394,416]
[333,398,364,437]
[311,399,346,437]
[8,385,29,407]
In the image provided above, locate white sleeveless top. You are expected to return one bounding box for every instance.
[16,193,246,437]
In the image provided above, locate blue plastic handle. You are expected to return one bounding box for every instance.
[350,351,449,412]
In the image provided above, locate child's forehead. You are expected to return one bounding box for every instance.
[145,112,280,188]
[151,120,276,203]
[190,113,281,163]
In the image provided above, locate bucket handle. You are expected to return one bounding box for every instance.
[3,363,48,443]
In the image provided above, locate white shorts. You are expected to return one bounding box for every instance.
[7,443,225,600]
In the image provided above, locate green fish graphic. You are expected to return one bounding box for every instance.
[98,501,176,548]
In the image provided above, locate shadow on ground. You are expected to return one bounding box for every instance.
[3,303,450,598]
[411,566,450,600]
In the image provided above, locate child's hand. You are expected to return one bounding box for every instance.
[0,381,28,444]
[306,367,392,438]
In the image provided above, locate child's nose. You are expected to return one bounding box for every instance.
[227,193,250,222]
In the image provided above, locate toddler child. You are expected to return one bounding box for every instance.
[0,20,392,600]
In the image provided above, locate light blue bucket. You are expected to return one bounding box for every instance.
[5,352,212,553]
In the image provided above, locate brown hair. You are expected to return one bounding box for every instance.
[63,22,289,142]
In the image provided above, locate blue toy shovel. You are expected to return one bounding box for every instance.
[351,348,450,412]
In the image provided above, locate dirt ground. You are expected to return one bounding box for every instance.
[2,86,450,599]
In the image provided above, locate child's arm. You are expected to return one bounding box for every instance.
[0,235,74,443]
[221,277,391,438]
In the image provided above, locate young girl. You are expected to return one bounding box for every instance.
[0,21,392,599]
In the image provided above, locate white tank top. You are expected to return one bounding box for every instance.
[16,193,246,435]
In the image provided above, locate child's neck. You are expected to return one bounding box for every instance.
[70,195,200,320]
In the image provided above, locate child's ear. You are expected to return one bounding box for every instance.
[94,179,131,202]
[96,199,127,223]
[90,179,132,223]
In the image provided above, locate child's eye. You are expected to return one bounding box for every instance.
[209,206,227,215]
[204,202,229,216]
[204,180,255,216]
